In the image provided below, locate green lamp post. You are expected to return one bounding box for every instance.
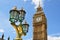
[9,6,29,40]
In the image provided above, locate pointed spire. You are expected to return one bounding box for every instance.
[37,1,40,9]
[38,1,40,8]
[36,1,42,12]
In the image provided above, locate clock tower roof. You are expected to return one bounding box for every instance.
[36,1,43,12]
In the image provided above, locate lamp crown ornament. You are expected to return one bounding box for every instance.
[21,7,24,10]
[23,20,27,24]
[12,6,17,10]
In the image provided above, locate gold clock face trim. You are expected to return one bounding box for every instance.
[36,16,42,22]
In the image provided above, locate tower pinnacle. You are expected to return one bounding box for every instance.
[36,1,42,12]
[38,1,40,8]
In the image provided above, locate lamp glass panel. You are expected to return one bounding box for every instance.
[10,11,14,18]
[10,11,14,22]
[21,12,25,17]
[25,25,28,32]
[19,13,24,22]
[22,25,27,33]
[10,11,19,22]
[10,19,15,23]
[19,15,22,22]
[14,11,19,20]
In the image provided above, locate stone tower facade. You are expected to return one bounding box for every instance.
[33,3,47,40]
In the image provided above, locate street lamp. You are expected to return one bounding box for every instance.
[9,6,29,40]
[19,8,26,23]
[9,6,19,23]
[22,20,29,35]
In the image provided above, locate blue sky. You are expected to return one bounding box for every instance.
[0,0,60,40]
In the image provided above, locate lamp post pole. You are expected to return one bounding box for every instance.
[9,6,29,40]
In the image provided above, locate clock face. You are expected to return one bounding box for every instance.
[36,17,42,22]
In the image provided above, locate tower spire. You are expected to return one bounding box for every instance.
[38,0,40,8]
[36,1,42,12]
[37,0,40,9]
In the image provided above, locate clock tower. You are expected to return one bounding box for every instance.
[33,3,47,40]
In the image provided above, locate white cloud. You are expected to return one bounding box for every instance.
[0,29,4,33]
[27,34,60,40]
[48,36,60,40]
[50,33,60,36]
[48,33,60,40]
[32,0,44,9]
[24,0,27,2]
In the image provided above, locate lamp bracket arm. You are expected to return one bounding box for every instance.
[11,23,18,29]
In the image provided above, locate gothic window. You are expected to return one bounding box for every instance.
[41,24,45,31]
[41,32,45,38]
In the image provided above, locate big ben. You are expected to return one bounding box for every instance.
[33,2,47,40]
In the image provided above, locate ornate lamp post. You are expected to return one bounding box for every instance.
[9,6,29,40]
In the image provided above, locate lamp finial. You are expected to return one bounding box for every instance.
[12,6,17,10]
